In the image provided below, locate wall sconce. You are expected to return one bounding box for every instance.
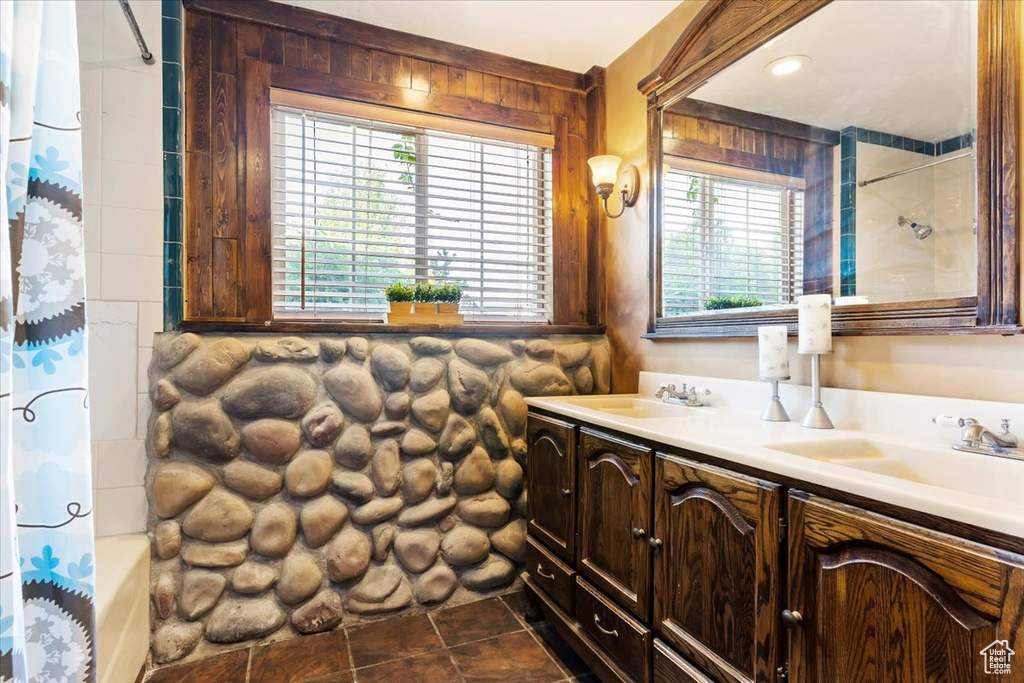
[588,155,640,219]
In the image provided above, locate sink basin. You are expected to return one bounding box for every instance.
[765,438,1024,506]
[548,396,699,420]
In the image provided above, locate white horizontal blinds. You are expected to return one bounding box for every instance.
[270,103,553,322]
[662,169,804,316]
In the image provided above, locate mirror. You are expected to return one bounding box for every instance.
[643,0,1019,336]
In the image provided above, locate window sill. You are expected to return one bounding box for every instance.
[179,319,606,336]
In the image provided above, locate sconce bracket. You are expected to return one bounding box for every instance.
[620,164,640,207]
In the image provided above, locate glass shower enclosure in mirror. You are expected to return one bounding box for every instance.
[658,0,977,318]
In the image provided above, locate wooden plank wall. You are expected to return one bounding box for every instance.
[182,0,602,326]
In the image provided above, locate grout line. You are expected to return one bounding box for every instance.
[444,625,530,650]
[244,645,254,683]
[426,612,466,683]
[526,626,574,680]
[343,627,357,683]
[499,592,532,630]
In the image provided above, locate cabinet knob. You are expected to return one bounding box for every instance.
[648,537,663,549]
[781,609,803,628]
[561,488,571,497]
[631,527,645,539]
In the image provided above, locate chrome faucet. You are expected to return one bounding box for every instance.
[655,383,711,407]
[946,417,1020,459]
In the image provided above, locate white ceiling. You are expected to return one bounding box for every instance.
[270,0,682,72]
[691,0,976,142]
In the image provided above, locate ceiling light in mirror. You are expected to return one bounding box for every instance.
[764,55,810,77]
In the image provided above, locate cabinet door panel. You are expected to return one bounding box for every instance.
[654,454,781,683]
[527,414,577,561]
[788,493,1024,683]
[578,428,652,620]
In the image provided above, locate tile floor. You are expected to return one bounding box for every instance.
[145,592,594,683]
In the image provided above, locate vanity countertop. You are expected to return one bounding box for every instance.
[526,375,1024,540]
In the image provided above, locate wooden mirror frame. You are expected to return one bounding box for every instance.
[640,0,1020,338]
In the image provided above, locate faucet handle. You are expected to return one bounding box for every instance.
[1001,419,1012,433]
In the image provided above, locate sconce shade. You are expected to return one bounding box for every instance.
[588,155,622,188]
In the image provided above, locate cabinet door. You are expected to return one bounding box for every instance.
[788,492,1024,683]
[526,413,577,562]
[578,428,653,620]
[653,454,781,683]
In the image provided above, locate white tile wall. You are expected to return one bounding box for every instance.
[79,0,163,537]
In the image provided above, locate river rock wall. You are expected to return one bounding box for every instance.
[145,333,609,664]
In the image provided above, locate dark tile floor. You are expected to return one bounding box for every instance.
[145,592,594,683]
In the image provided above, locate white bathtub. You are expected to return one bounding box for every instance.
[95,534,150,683]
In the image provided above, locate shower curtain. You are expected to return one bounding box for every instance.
[1,2,97,682]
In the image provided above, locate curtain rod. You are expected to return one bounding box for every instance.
[857,150,972,188]
[118,0,155,65]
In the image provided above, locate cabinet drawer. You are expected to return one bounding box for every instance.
[527,536,575,614]
[653,640,715,683]
[576,578,651,683]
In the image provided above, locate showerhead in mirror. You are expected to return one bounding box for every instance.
[897,215,933,240]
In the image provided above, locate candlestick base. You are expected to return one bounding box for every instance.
[801,404,834,429]
[760,379,790,422]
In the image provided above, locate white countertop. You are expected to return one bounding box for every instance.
[526,373,1024,540]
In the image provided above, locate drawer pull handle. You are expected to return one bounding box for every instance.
[631,527,645,539]
[593,615,619,638]
[561,488,571,497]
[536,564,556,580]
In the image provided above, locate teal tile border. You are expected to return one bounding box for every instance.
[162,1,183,330]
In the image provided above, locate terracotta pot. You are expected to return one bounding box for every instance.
[437,303,460,315]
[388,301,413,315]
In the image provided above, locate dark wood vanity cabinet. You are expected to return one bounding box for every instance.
[526,414,577,562]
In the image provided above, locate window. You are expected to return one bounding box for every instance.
[270,101,554,322]
[661,167,804,316]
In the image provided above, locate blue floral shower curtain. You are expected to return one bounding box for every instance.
[1,2,97,682]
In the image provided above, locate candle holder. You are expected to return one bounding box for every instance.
[761,378,790,422]
[801,352,834,429]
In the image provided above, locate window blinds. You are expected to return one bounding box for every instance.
[270,103,554,322]
[662,169,804,317]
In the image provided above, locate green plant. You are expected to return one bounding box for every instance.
[384,282,414,302]
[436,282,463,304]
[413,282,439,303]
[703,295,763,310]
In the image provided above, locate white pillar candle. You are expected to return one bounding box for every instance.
[758,325,790,379]
[798,294,832,353]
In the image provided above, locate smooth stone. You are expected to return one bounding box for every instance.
[232,562,277,595]
[351,497,403,525]
[384,392,410,420]
[489,519,526,562]
[440,526,490,566]
[510,439,528,467]
[438,413,477,460]
[510,361,572,396]
[153,462,213,518]
[457,493,511,528]
[319,339,347,363]
[371,440,402,496]
[347,337,369,361]
[241,419,302,465]
[151,622,202,664]
[347,566,411,614]
[591,345,611,394]
[326,529,371,583]
[524,339,554,359]
[370,344,411,391]
[205,597,286,644]
[331,471,375,503]
[555,342,592,368]
[222,366,318,419]
[462,554,516,591]
[170,401,240,462]
[371,524,396,562]
[370,421,407,438]
[153,413,171,457]
[301,402,346,448]
[154,521,182,560]
[400,429,436,456]
[478,407,510,458]
[409,336,451,355]
[334,425,373,469]
[285,450,333,498]
[495,458,524,499]
[222,461,281,502]
[409,358,445,392]
[154,332,201,371]
[438,515,456,533]
[180,570,227,620]
[393,529,440,574]
[574,365,595,394]
[153,573,176,619]
[411,390,450,432]
[300,496,349,548]
[180,540,248,568]
[291,590,344,634]
[487,366,507,407]
[498,390,527,436]
[349,581,412,615]
[402,460,436,504]
[181,489,253,542]
[172,338,250,395]
[396,496,457,527]
[152,378,180,411]
[509,339,526,355]
[454,339,514,366]
[415,564,457,605]
[437,462,454,496]
[448,359,489,415]
[250,503,298,558]
[453,448,494,495]
[254,336,318,362]
[515,490,528,518]
[277,552,323,604]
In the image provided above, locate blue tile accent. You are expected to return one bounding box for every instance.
[838,129,858,296]
[162,106,181,153]
[162,63,180,108]
[164,242,183,288]
[161,0,181,20]
[163,152,183,199]
[162,5,184,329]
[162,18,181,66]
[164,198,183,243]
[163,287,183,329]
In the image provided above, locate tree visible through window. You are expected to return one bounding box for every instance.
[270,105,553,322]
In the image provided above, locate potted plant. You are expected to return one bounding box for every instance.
[384,282,414,315]
[413,282,439,314]
[436,282,462,315]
